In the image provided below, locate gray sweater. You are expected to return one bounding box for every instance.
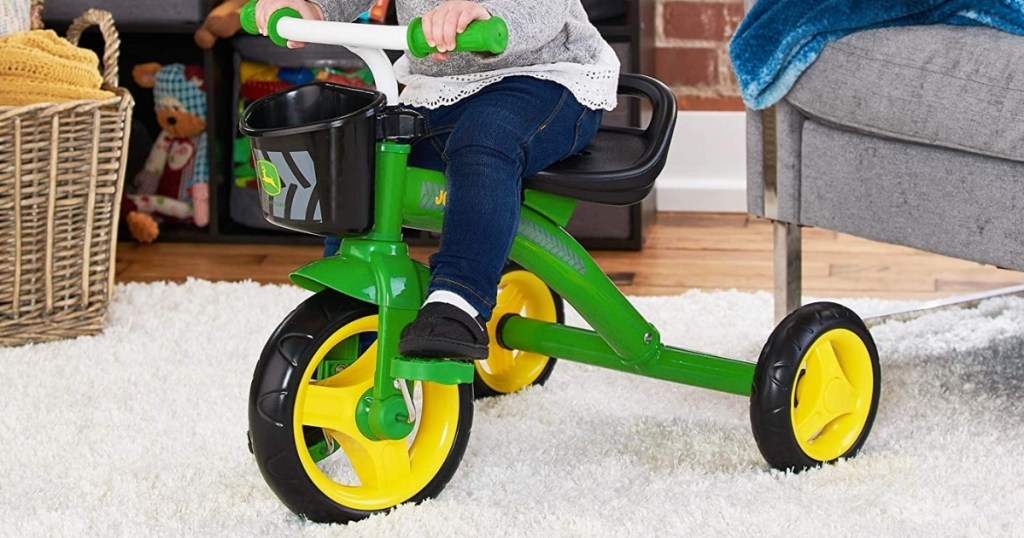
[307,0,619,109]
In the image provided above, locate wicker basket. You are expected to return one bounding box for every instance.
[0,0,133,346]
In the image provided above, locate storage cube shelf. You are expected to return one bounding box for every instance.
[46,0,656,249]
[42,0,210,29]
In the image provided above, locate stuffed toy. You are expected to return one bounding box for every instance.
[194,0,248,50]
[123,62,209,243]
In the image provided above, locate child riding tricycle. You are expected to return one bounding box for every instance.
[238,0,881,524]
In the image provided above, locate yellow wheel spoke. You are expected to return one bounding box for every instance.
[827,381,858,417]
[328,433,413,491]
[318,342,378,388]
[810,340,860,416]
[794,364,816,408]
[497,287,526,316]
[488,284,527,375]
[812,341,851,387]
[483,348,515,376]
[300,382,370,433]
[793,397,837,442]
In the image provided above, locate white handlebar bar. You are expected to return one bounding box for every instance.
[276,18,409,106]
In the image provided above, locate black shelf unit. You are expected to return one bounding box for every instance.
[51,0,658,249]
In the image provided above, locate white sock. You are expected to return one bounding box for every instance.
[424,290,480,319]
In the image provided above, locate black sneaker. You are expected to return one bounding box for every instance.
[398,302,489,360]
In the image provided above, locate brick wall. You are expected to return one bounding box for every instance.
[653,0,746,110]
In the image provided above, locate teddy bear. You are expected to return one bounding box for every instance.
[123,62,209,243]
[193,0,249,50]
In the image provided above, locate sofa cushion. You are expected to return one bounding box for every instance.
[800,119,1024,272]
[786,24,1024,163]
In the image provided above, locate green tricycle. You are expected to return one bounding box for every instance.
[238,1,882,525]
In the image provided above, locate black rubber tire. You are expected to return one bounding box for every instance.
[749,301,881,473]
[474,264,563,399]
[247,289,474,524]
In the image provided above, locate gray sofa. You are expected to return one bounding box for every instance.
[745,17,1024,320]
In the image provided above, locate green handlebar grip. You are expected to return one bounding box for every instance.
[240,1,259,34]
[407,17,508,58]
[239,1,300,47]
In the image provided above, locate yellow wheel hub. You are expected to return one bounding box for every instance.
[292,316,462,511]
[790,328,875,461]
[478,270,557,393]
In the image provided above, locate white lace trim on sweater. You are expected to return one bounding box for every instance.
[392,44,621,111]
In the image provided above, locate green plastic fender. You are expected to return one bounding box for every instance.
[289,239,431,310]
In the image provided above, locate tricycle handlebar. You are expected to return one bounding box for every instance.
[239,0,507,57]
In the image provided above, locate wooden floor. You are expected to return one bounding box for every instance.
[115,212,1024,301]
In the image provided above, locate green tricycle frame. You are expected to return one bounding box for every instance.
[295,140,756,398]
[239,1,882,525]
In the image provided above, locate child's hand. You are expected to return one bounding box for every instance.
[255,0,325,48]
[421,1,491,61]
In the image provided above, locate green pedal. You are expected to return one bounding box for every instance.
[390,357,476,385]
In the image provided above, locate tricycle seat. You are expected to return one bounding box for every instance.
[524,74,677,206]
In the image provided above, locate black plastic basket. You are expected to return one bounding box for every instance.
[239,82,386,236]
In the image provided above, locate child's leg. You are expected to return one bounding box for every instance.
[429,78,602,320]
[400,77,602,359]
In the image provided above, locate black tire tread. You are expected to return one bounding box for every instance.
[247,290,473,523]
[749,301,881,472]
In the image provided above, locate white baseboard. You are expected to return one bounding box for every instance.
[654,111,747,213]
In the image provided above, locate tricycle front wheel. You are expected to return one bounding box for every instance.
[247,290,473,523]
[750,302,881,472]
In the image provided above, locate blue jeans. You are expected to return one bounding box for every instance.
[325,76,602,320]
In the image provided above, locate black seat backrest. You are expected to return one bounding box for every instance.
[524,74,678,206]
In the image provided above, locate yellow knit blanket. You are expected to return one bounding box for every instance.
[0,29,115,106]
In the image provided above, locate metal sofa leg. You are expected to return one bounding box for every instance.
[774,220,802,322]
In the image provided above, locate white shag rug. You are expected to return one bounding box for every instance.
[2,279,1023,537]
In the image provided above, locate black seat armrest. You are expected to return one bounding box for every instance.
[613,74,677,179]
[618,74,678,147]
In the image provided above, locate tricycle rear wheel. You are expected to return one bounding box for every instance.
[750,302,881,472]
[475,265,563,399]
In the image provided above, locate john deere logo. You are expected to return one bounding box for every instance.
[257,160,282,196]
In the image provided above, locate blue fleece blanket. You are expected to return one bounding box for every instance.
[729,0,1024,109]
